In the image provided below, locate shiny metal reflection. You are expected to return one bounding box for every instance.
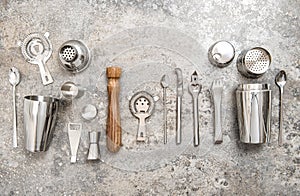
[24,95,59,152]
[208,41,235,68]
[87,131,101,161]
[236,84,271,144]
[237,47,271,78]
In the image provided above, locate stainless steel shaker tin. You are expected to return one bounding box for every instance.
[24,95,59,152]
[237,47,271,78]
[236,84,272,144]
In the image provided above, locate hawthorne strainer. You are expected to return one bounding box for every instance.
[237,47,271,78]
[58,40,90,73]
[21,32,54,85]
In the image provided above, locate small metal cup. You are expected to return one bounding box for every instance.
[87,131,101,160]
[236,84,272,144]
[24,95,59,152]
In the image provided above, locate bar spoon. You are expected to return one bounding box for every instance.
[9,67,21,148]
[275,70,287,146]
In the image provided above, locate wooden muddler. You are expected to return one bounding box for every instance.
[106,66,122,153]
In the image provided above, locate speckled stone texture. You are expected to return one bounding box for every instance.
[0,0,299,195]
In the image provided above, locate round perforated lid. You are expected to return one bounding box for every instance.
[244,48,271,74]
[60,45,77,62]
[129,91,155,117]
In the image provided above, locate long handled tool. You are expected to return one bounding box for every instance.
[106,66,122,152]
[175,68,183,145]
[188,71,202,147]
[160,75,169,144]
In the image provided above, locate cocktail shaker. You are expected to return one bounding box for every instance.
[236,84,272,144]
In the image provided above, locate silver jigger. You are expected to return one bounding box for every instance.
[87,131,101,160]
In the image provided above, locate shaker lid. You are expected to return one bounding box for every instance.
[237,83,270,91]
[208,41,235,67]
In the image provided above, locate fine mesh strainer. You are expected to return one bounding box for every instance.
[58,40,90,73]
[237,47,271,78]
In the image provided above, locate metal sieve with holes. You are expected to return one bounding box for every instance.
[58,40,90,73]
[61,46,77,62]
[237,47,271,78]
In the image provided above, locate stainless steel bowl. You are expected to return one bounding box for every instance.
[58,40,90,73]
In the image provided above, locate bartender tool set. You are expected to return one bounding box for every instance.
[13,31,287,165]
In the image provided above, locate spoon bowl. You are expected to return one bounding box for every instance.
[275,70,287,89]
[9,67,21,86]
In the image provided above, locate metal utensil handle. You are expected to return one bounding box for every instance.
[213,95,223,144]
[12,85,17,148]
[193,96,199,146]
[137,117,146,141]
[176,96,182,144]
[37,61,53,85]
[163,87,167,144]
[278,88,284,146]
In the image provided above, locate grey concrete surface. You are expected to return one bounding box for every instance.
[0,0,299,195]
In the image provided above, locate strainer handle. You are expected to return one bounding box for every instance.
[37,61,53,85]
[137,117,146,142]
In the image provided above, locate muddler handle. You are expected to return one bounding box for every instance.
[106,66,122,153]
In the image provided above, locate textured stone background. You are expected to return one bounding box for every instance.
[0,0,299,195]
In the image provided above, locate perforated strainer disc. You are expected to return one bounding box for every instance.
[58,40,90,73]
[130,91,155,116]
[129,91,155,142]
[244,47,271,74]
[60,45,77,62]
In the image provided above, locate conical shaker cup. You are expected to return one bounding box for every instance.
[236,84,272,144]
[24,95,59,152]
